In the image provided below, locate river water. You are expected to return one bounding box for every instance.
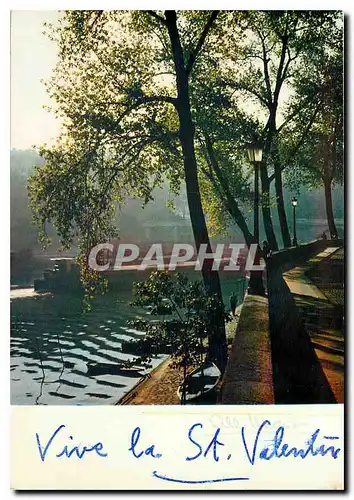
[11,276,246,405]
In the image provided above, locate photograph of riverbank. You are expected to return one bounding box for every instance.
[11,10,344,409]
[11,272,245,405]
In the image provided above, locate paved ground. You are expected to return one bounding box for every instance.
[283,247,340,299]
[283,247,344,403]
[220,295,274,404]
[117,357,182,405]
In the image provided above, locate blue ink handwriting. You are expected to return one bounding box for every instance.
[36,424,108,462]
[152,471,249,484]
[186,423,225,462]
[129,426,162,459]
[241,419,341,465]
[34,417,342,487]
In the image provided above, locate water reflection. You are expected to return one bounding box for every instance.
[11,277,245,405]
[11,292,166,405]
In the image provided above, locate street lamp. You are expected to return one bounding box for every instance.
[246,140,265,296]
[246,141,263,163]
[292,197,298,246]
[246,141,263,244]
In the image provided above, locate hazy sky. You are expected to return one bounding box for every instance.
[11,10,61,149]
[9,10,295,150]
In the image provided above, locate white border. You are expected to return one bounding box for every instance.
[3,3,351,498]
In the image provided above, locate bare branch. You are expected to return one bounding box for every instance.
[277,95,318,133]
[186,11,219,76]
[273,36,288,103]
[261,38,273,105]
[226,79,269,109]
[268,101,323,183]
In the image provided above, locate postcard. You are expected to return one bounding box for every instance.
[10,8,344,490]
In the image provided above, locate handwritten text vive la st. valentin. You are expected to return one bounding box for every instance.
[35,419,341,484]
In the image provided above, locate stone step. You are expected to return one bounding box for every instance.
[314,348,344,370]
[309,331,344,344]
[308,327,344,338]
[310,338,344,357]
[303,318,341,330]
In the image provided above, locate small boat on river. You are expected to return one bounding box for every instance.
[177,361,221,402]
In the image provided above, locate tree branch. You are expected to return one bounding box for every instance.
[273,36,288,104]
[268,101,323,183]
[140,95,177,105]
[200,163,216,185]
[261,38,273,105]
[280,46,298,84]
[277,96,316,133]
[287,101,323,162]
[203,133,254,246]
[197,136,217,182]
[147,10,167,25]
[101,140,147,196]
[226,79,269,108]
[75,94,177,130]
[89,11,104,30]
[185,11,219,76]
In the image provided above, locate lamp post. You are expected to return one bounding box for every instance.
[292,197,298,246]
[246,141,265,296]
[246,141,263,244]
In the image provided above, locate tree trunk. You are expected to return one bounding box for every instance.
[324,175,338,238]
[261,110,283,251]
[225,196,254,248]
[271,131,291,248]
[204,139,265,295]
[165,10,227,372]
[260,164,279,251]
[274,164,292,248]
[204,136,254,248]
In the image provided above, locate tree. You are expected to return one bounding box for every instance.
[282,37,343,238]
[192,78,256,247]
[144,71,257,247]
[29,10,228,369]
[197,137,255,246]
[123,271,231,403]
[211,11,342,249]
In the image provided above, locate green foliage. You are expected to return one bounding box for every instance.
[189,71,256,238]
[190,10,343,242]
[283,26,343,191]
[29,10,343,268]
[29,139,117,250]
[30,12,188,261]
[122,271,231,371]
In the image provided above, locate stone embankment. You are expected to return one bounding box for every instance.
[118,240,344,405]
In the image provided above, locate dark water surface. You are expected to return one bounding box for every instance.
[11,277,245,405]
[10,291,168,405]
